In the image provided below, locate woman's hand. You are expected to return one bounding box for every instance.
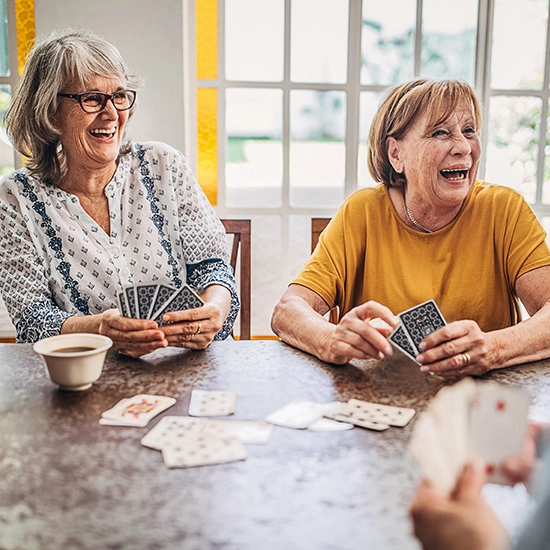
[159,302,225,350]
[414,320,496,377]
[320,301,399,364]
[158,285,231,350]
[97,309,168,358]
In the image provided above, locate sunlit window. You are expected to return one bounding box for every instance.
[193,0,550,336]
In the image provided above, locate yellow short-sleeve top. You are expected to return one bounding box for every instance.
[292,182,550,331]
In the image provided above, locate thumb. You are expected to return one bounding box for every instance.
[453,459,487,502]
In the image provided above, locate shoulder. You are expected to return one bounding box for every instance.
[338,185,388,218]
[471,181,527,205]
[129,141,185,162]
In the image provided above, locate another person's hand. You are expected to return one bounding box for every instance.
[320,301,398,364]
[98,308,168,358]
[501,421,545,487]
[410,461,510,550]
[414,320,494,377]
[159,301,226,350]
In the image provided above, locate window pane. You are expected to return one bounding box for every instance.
[0,85,13,175]
[225,0,284,82]
[0,0,8,77]
[491,0,548,90]
[485,95,541,204]
[225,88,283,208]
[421,0,477,82]
[290,0,349,84]
[360,0,415,86]
[358,91,383,188]
[290,90,346,208]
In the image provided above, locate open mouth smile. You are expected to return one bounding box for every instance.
[440,168,468,181]
[90,127,117,138]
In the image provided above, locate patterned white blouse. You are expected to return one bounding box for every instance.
[0,141,238,342]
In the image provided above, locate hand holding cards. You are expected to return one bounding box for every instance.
[117,283,204,323]
[389,299,447,364]
[409,378,532,495]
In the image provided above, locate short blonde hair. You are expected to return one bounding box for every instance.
[367,79,482,188]
[5,28,144,186]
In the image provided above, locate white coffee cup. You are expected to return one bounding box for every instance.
[33,333,113,391]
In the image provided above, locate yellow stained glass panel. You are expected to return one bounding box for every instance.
[15,0,35,75]
[197,88,217,205]
[196,0,217,79]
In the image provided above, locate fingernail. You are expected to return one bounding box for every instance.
[420,366,430,372]
[385,346,393,356]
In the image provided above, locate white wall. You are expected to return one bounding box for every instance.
[34,0,186,153]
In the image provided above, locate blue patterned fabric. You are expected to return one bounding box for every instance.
[0,141,238,342]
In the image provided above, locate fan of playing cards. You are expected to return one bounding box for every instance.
[409,378,532,495]
[389,299,447,363]
[117,283,204,323]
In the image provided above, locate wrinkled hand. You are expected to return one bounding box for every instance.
[410,461,510,550]
[320,301,398,364]
[98,309,168,358]
[159,302,225,350]
[415,320,496,377]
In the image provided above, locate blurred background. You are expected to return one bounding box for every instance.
[0,0,549,338]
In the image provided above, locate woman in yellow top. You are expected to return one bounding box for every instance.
[271,78,550,377]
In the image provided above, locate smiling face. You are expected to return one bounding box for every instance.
[55,76,129,180]
[386,101,481,209]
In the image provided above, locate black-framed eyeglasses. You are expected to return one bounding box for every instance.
[57,89,137,113]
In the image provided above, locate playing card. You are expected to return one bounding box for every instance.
[188,390,236,417]
[469,382,532,484]
[161,433,247,468]
[389,324,419,363]
[140,416,208,450]
[409,379,532,495]
[152,284,204,324]
[101,394,177,427]
[201,419,274,444]
[136,283,158,319]
[148,284,178,321]
[124,285,138,318]
[117,291,130,318]
[265,400,342,429]
[328,399,416,429]
[399,299,447,355]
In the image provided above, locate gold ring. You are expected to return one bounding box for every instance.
[461,352,471,366]
[195,320,202,335]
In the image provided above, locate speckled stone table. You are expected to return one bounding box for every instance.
[1,340,550,550]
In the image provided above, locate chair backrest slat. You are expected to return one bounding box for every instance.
[221,219,251,340]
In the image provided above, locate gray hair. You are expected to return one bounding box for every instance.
[5,28,144,186]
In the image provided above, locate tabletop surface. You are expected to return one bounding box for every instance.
[1,339,550,550]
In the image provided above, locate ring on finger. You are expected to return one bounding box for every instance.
[461,352,471,366]
[195,320,202,335]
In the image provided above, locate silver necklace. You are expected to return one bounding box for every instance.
[403,191,433,233]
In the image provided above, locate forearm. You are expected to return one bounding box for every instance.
[187,259,239,340]
[271,295,334,361]
[60,313,103,335]
[489,302,550,369]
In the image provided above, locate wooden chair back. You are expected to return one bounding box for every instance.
[221,219,251,340]
[310,218,338,324]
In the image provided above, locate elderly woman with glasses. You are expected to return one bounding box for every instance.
[0,28,238,357]
[272,78,550,377]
